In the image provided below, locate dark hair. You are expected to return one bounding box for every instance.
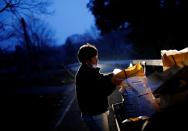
[77,43,98,63]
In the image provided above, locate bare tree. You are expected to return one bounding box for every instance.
[30,19,56,47]
[10,16,56,51]
[0,0,52,16]
[0,0,53,45]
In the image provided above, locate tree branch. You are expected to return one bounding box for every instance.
[0,3,11,13]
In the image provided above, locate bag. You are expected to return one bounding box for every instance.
[161,47,188,71]
[119,75,159,118]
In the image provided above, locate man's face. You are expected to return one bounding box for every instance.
[90,55,98,66]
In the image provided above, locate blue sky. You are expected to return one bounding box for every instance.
[45,0,95,45]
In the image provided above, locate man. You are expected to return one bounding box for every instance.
[75,43,122,131]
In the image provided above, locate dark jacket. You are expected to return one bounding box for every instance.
[76,64,116,115]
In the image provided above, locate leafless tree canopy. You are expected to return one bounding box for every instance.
[0,0,52,15]
[0,0,53,43]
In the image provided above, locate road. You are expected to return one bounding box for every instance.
[1,84,76,131]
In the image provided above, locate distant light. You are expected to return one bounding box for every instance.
[141,61,146,65]
[129,63,133,67]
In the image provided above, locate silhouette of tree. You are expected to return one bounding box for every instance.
[0,0,53,45]
[22,18,56,48]
[87,0,188,57]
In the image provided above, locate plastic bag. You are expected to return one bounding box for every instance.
[119,75,159,118]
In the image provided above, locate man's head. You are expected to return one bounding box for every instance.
[77,43,98,65]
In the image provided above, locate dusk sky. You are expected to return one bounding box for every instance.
[45,0,95,45]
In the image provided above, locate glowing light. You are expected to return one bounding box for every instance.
[113,68,122,74]
[129,62,133,67]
